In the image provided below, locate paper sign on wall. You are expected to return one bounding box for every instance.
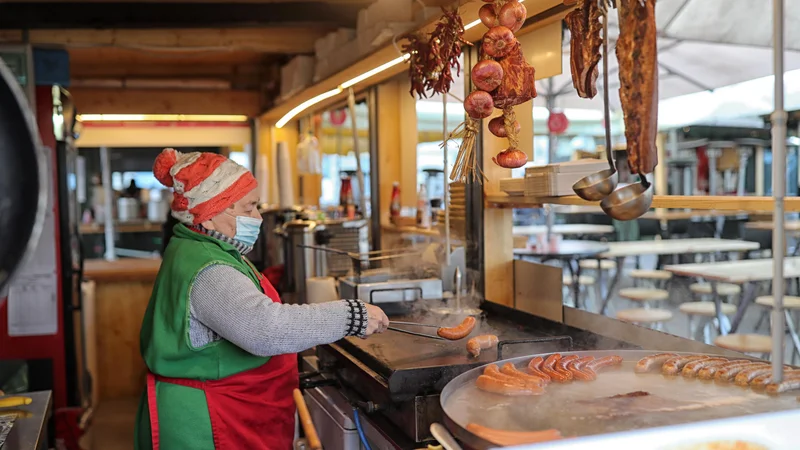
[8,275,58,336]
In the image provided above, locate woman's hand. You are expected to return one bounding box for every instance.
[363,304,389,337]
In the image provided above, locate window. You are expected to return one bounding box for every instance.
[318,101,371,212]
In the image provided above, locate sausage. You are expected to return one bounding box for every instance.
[662,355,710,376]
[751,370,800,389]
[698,361,753,381]
[681,358,728,378]
[465,423,562,446]
[527,357,551,382]
[734,364,774,386]
[467,335,499,357]
[475,375,541,396]
[437,317,476,340]
[586,355,623,372]
[542,354,570,383]
[715,362,769,382]
[567,356,596,381]
[485,364,543,390]
[766,377,800,395]
[635,353,678,373]
[555,355,578,382]
[501,363,547,386]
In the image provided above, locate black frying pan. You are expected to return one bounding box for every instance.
[0,59,47,293]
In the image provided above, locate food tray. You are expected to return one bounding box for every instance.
[440,350,799,450]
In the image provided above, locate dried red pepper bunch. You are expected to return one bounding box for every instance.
[402,7,471,99]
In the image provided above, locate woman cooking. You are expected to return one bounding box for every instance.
[135,148,390,449]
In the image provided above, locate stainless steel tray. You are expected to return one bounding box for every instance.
[440,350,799,450]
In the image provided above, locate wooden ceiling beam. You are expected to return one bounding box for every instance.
[69,87,261,117]
[0,28,327,54]
[5,0,371,3]
[0,2,362,29]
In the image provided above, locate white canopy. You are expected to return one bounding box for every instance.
[536,0,800,124]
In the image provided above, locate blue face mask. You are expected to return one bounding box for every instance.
[228,214,262,246]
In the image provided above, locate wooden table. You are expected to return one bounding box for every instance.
[595,239,760,315]
[554,205,748,221]
[745,220,800,233]
[665,258,800,343]
[513,224,615,236]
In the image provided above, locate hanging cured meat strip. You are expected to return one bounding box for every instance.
[565,0,603,99]
[616,0,659,175]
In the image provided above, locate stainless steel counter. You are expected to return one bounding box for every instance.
[1,391,52,450]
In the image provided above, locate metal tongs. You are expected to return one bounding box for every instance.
[388,321,445,340]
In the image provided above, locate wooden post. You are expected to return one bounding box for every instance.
[377,81,403,223]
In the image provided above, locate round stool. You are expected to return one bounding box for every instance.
[562,275,596,286]
[754,296,800,365]
[689,283,741,296]
[679,302,737,344]
[579,259,617,271]
[619,288,669,303]
[714,334,772,358]
[617,308,673,331]
[630,269,673,289]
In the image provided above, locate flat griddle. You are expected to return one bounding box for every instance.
[440,350,800,449]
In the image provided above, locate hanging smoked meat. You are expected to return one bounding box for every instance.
[565,0,603,99]
[616,0,659,175]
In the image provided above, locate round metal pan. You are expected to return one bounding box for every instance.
[0,59,47,293]
[440,350,800,449]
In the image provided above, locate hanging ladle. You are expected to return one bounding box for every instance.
[572,5,618,201]
[601,175,654,220]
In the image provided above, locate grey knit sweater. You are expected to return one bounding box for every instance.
[186,226,368,356]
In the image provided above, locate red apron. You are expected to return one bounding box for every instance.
[147,273,299,450]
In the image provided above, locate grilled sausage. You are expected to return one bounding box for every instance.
[467,335,499,357]
[751,370,800,389]
[475,375,541,396]
[555,355,579,382]
[465,423,562,446]
[697,361,752,381]
[714,362,765,382]
[681,358,728,378]
[586,355,623,372]
[734,364,775,386]
[635,353,678,373]
[527,357,551,382]
[567,356,597,381]
[766,377,800,395]
[662,355,710,376]
[437,317,476,340]
[501,363,547,386]
[542,354,570,383]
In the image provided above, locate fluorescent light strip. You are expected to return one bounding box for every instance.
[275,0,527,127]
[275,88,343,128]
[341,54,411,89]
[78,114,249,122]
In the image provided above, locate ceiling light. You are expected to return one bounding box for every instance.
[341,54,411,89]
[275,88,343,128]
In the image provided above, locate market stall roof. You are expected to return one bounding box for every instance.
[536,0,800,116]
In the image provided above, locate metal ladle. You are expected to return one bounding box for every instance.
[572,8,618,201]
[601,175,654,220]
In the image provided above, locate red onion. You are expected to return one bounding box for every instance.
[479,4,498,28]
[464,91,495,119]
[482,26,517,58]
[498,1,527,33]
[492,148,528,168]
[471,60,504,92]
[488,116,521,138]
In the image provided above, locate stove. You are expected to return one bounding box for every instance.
[315,301,639,444]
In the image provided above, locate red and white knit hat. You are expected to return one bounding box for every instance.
[153,148,257,225]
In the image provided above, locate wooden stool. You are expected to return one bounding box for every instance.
[579,259,617,271]
[714,334,772,358]
[679,302,737,344]
[619,288,669,304]
[630,269,673,289]
[689,283,741,296]
[754,296,800,364]
[617,308,673,331]
[562,275,596,309]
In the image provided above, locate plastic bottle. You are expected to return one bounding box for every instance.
[390,182,401,223]
[416,183,431,229]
